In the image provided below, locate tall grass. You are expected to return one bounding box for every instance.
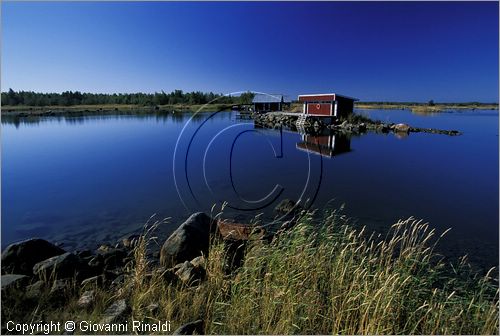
[124,209,498,334]
[3,209,497,334]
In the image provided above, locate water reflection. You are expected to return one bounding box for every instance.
[296,132,351,158]
[0,112,221,129]
[254,123,352,158]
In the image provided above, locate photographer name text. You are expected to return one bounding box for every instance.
[6,320,172,334]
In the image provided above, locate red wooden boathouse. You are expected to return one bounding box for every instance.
[298,93,358,119]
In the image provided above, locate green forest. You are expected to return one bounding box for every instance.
[1,89,255,106]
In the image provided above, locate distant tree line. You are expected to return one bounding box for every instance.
[356,100,495,106]
[1,89,255,107]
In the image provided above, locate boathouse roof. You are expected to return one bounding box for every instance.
[252,94,291,104]
[298,93,359,102]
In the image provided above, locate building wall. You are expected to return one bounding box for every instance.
[254,102,281,112]
[299,94,355,118]
[306,103,332,115]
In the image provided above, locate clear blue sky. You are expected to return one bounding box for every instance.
[2,1,498,102]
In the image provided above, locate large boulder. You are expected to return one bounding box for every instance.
[160,213,215,268]
[2,238,65,275]
[33,252,89,280]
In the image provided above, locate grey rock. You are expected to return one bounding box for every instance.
[174,261,205,285]
[190,256,206,269]
[26,280,45,299]
[2,238,65,275]
[160,213,215,268]
[33,252,88,280]
[173,320,203,335]
[77,290,95,308]
[175,261,194,283]
[49,279,71,300]
[100,299,129,324]
[1,274,29,291]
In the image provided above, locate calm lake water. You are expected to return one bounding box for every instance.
[2,109,498,269]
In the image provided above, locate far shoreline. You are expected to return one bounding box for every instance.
[1,101,498,118]
[355,102,498,114]
[0,103,235,117]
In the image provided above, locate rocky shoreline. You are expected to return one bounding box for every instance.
[252,112,462,136]
[1,200,299,334]
[2,200,497,335]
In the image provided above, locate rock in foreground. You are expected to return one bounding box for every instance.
[2,238,65,275]
[160,213,215,268]
[77,290,96,308]
[1,274,29,291]
[33,252,88,280]
[174,259,206,285]
[100,299,129,324]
